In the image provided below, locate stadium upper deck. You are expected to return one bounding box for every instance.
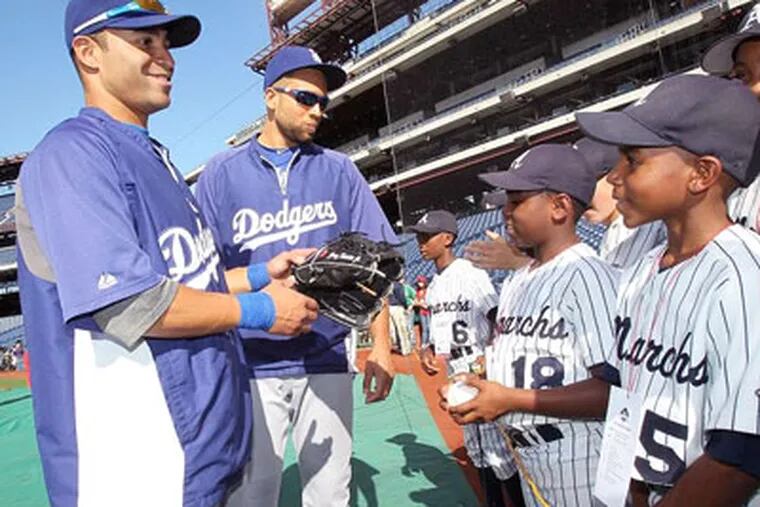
[213,0,752,225]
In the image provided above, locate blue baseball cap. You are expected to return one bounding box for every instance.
[479,144,597,206]
[65,0,201,49]
[406,210,458,235]
[576,75,760,187]
[264,45,347,91]
[573,138,621,178]
[702,4,760,75]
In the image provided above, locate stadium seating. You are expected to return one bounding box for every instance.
[400,208,606,290]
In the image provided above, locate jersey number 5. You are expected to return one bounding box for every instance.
[512,356,565,389]
[635,410,687,485]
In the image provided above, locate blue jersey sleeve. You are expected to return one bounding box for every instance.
[20,126,164,322]
[344,158,398,244]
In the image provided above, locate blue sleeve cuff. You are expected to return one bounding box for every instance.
[706,430,760,479]
[236,292,275,331]
[246,263,271,292]
[590,362,621,386]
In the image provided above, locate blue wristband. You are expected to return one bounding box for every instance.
[236,292,275,330]
[246,263,271,291]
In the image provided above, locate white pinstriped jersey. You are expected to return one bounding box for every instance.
[490,242,617,507]
[600,216,667,270]
[611,225,760,495]
[728,176,760,233]
[491,242,619,430]
[426,258,498,372]
[426,259,516,478]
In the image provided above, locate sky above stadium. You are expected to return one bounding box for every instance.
[0,0,272,174]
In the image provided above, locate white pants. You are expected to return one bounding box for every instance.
[389,305,413,355]
[227,374,354,507]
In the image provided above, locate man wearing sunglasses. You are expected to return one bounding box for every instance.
[195,46,398,507]
[18,2,320,506]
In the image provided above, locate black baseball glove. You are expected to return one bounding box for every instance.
[293,232,404,328]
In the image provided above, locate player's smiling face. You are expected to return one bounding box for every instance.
[75,28,175,124]
[267,69,328,145]
[607,147,694,228]
[502,191,552,248]
[731,38,760,99]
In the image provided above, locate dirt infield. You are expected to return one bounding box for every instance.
[0,371,28,390]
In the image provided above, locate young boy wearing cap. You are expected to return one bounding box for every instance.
[19,2,319,506]
[445,144,619,506]
[703,3,760,234]
[576,74,760,506]
[574,138,667,270]
[195,45,397,507]
[409,210,524,507]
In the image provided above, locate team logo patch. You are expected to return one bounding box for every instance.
[97,272,118,290]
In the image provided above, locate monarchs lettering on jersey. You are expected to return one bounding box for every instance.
[614,316,708,387]
[497,305,569,340]
[430,297,472,314]
[232,198,338,252]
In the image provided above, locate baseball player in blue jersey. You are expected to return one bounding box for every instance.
[195,45,397,507]
[442,144,619,507]
[577,74,760,506]
[18,3,318,506]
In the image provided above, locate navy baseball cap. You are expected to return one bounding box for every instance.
[702,4,760,75]
[65,0,201,49]
[482,190,508,208]
[576,75,760,186]
[479,144,597,206]
[264,45,347,91]
[573,138,620,179]
[406,210,458,235]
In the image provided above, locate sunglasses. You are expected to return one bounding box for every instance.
[273,87,330,110]
[74,0,167,36]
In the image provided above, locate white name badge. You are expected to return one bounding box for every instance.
[593,387,645,507]
[432,318,451,355]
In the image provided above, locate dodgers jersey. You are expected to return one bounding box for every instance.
[491,242,619,430]
[17,108,251,507]
[195,137,397,377]
[426,258,497,372]
[607,225,760,491]
[600,216,667,270]
[728,176,760,233]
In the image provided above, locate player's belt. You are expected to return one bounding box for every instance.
[450,346,474,359]
[507,424,564,448]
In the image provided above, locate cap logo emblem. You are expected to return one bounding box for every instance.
[309,49,323,63]
[511,151,529,171]
[419,214,429,224]
[741,5,760,32]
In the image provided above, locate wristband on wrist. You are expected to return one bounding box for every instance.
[246,263,271,291]
[236,292,275,330]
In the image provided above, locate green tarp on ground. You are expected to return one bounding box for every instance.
[0,376,477,506]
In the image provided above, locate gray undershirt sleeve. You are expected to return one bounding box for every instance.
[93,278,179,349]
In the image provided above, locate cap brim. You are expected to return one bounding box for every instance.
[702,32,759,75]
[406,224,445,234]
[575,111,671,148]
[478,171,544,192]
[100,14,201,48]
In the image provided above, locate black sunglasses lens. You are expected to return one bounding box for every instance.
[294,91,329,109]
[295,91,318,106]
